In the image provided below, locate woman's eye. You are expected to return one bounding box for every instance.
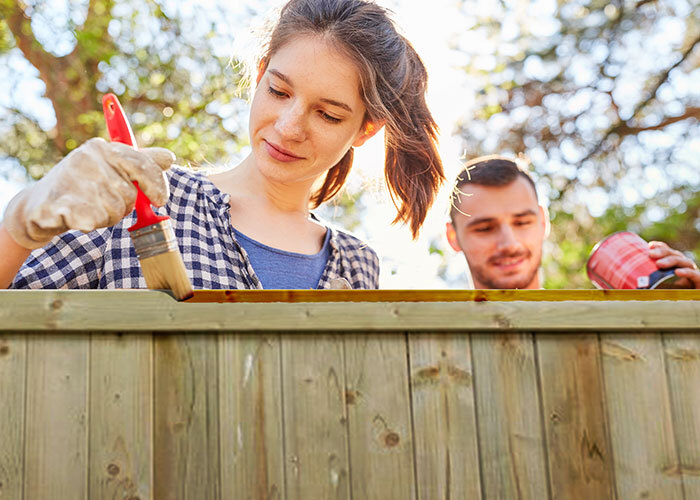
[320,112,342,124]
[268,86,286,98]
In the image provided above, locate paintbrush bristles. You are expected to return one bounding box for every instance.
[130,220,193,300]
[140,250,193,300]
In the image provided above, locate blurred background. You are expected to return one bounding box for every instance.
[1,0,698,288]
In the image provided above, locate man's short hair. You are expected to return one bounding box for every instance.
[450,155,538,222]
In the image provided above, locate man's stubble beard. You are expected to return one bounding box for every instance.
[469,252,542,290]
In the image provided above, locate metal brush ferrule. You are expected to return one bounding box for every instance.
[130,220,179,260]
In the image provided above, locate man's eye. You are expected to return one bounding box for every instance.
[268,86,286,98]
[474,226,493,233]
[515,219,534,226]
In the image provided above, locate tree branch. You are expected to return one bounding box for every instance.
[580,32,700,165]
[635,0,658,9]
[617,107,700,135]
[1,1,57,80]
[631,33,700,119]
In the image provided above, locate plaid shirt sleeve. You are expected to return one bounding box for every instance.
[10,228,112,289]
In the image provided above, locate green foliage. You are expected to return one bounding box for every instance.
[0,20,14,54]
[455,0,700,288]
[0,0,248,178]
[1,111,62,179]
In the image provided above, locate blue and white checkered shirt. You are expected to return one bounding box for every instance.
[10,167,380,290]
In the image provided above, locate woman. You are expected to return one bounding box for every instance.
[0,0,444,290]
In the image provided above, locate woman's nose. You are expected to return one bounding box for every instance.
[274,103,306,142]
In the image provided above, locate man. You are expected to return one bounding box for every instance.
[446,155,700,289]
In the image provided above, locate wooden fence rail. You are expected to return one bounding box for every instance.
[1,290,699,499]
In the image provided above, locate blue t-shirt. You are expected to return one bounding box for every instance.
[233,227,331,289]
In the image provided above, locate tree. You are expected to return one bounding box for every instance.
[0,0,249,180]
[454,0,700,287]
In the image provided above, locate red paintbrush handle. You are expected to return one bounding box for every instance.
[101,93,168,232]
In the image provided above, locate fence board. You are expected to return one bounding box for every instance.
[4,290,700,332]
[408,334,482,500]
[3,292,700,500]
[24,334,89,500]
[664,334,700,498]
[89,334,153,500]
[536,334,615,499]
[281,334,350,500]
[471,332,549,499]
[344,334,416,500]
[601,333,684,499]
[0,335,26,500]
[219,334,285,500]
[154,334,220,500]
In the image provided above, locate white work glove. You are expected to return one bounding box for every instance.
[2,137,175,249]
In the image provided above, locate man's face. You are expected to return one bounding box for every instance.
[446,177,547,289]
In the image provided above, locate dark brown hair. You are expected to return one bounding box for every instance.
[258,0,444,238]
[450,155,538,221]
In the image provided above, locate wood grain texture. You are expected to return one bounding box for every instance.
[663,333,700,498]
[187,289,700,303]
[24,334,89,500]
[344,334,416,500]
[2,290,699,332]
[281,334,351,500]
[89,334,153,500]
[536,334,615,499]
[154,334,220,500]
[601,334,684,499]
[471,333,550,500]
[408,334,482,500]
[3,293,700,500]
[218,334,285,500]
[0,335,26,500]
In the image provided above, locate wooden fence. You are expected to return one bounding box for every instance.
[1,289,699,499]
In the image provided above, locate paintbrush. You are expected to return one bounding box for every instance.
[102,93,193,300]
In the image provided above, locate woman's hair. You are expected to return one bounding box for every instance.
[258,0,445,238]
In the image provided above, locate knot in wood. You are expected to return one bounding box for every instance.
[384,432,400,448]
[345,389,358,405]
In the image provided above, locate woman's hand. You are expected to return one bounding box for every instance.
[2,138,175,249]
[649,240,700,289]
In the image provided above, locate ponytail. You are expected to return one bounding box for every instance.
[383,49,443,238]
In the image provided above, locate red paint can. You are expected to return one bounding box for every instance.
[586,231,679,289]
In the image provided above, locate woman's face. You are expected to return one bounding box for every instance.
[249,35,373,189]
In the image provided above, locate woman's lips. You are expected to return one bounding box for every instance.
[264,140,304,162]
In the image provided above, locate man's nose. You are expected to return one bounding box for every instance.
[496,225,520,251]
[274,103,306,142]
